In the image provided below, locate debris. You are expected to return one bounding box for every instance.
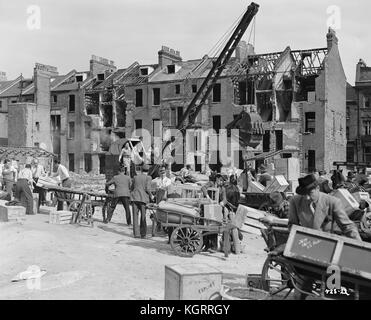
[12,265,46,282]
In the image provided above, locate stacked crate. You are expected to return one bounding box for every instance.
[49,210,73,224]
[0,200,26,222]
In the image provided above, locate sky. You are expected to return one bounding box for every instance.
[0,0,368,84]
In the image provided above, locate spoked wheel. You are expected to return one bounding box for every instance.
[170,226,203,257]
[261,256,293,299]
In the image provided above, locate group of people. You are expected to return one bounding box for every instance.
[0,158,47,215]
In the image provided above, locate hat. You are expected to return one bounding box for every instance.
[296,174,319,196]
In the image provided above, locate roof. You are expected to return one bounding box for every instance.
[0,146,55,158]
[0,78,34,98]
[346,82,357,102]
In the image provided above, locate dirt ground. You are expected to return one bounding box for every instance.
[0,206,268,300]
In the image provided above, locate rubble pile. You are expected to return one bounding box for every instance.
[69,172,107,194]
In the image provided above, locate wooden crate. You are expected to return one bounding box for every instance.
[49,210,73,224]
[284,225,371,280]
[264,175,289,193]
[0,200,26,222]
[165,264,222,300]
[352,192,370,203]
[247,181,265,193]
[203,204,223,224]
[332,188,359,216]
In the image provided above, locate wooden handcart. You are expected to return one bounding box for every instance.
[147,202,236,258]
[259,221,371,300]
[46,186,112,227]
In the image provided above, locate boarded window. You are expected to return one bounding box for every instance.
[52,95,57,103]
[84,154,92,173]
[213,83,221,103]
[69,95,75,112]
[305,112,315,133]
[212,115,221,134]
[170,108,177,127]
[263,130,270,152]
[68,122,75,139]
[153,88,160,106]
[275,130,283,151]
[135,119,142,129]
[175,84,180,94]
[69,153,75,172]
[136,89,143,107]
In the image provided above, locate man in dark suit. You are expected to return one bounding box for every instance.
[289,174,361,299]
[105,166,132,224]
[131,164,153,238]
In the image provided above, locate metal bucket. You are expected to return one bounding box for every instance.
[219,285,270,300]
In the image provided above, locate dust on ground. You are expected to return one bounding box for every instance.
[0,206,268,300]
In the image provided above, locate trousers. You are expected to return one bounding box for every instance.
[132,201,147,238]
[15,179,34,215]
[106,196,131,224]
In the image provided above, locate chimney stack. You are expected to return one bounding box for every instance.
[90,55,117,77]
[158,46,182,68]
[326,27,338,51]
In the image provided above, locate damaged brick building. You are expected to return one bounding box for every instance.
[346,59,371,163]
[0,29,347,175]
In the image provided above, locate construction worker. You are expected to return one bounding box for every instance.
[15,164,34,215]
[32,158,47,211]
[119,143,132,176]
[131,164,153,239]
[105,166,132,225]
[2,159,17,199]
[51,159,71,210]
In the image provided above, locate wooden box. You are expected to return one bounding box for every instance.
[165,264,222,300]
[331,188,359,216]
[352,192,370,203]
[247,181,265,193]
[49,210,73,224]
[0,200,26,222]
[264,175,289,193]
[284,225,371,280]
[203,204,223,224]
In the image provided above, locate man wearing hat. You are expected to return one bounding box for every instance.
[344,171,358,192]
[131,164,153,238]
[258,164,272,187]
[289,173,361,299]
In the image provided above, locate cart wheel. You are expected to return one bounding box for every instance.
[260,256,292,299]
[170,226,203,257]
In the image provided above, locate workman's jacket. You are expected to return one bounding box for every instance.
[289,193,361,241]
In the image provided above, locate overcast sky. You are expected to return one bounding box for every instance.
[0,0,368,84]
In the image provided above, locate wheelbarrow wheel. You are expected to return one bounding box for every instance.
[170,226,203,257]
[260,256,292,299]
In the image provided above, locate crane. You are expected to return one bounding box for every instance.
[149,2,263,177]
